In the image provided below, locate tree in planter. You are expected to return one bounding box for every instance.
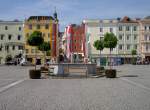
[27,31,44,70]
[38,42,51,64]
[104,33,118,78]
[131,49,137,64]
[93,39,104,66]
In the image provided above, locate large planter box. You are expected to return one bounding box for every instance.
[96,66,105,75]
[105,69,116,78]
[29,69,41,79]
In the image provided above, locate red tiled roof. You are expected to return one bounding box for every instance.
[120,16,138,23]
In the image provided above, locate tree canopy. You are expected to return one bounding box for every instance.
[27,31,44,46]
[93,40,104,51]
[104,33,118,49]
[38,42,51,52]
[131,49,137,55]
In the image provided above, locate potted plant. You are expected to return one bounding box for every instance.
[104,33,118,78]
[27,31,44,79]
[93,39,105,74]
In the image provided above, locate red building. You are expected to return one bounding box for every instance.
[65,24,85,62]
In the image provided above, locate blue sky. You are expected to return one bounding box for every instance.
[0,0,150,31]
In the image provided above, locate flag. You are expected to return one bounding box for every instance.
[66,25,72,60]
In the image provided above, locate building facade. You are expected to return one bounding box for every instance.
[139,16,150,61]
[83,19,119,65]
[64,24,85,62]
[0,20,24,64]
[117,16,140,64]
[24,15,59,64]
[83,17,140,65]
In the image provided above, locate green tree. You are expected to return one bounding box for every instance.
[93,40,104,66]
[104,33,118,69]
[27,31,44,69]
[38,42,51,64]
[131,49,137,64]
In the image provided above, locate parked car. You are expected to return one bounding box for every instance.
[20,61,34,66]
[5,61,15,65]
[143,60,149,65]
[136,60,142,65]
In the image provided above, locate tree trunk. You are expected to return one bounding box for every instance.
[100,50,101,67]
[35,48,37,70]
[44,51,46,64]
[110,48,112,69]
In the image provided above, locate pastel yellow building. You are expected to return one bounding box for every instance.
[24,15,58,64]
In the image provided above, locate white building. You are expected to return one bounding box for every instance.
[0,20,24,64]
[83,19,119,65]
[83,17,140,65]
[117,16,140,63]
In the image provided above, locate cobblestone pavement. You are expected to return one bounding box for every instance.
[0,65,150,110]
[0,66,29,89]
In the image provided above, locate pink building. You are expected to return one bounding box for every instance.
[139,16,150,61]
[64,24,86,62]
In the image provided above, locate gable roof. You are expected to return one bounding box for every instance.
[120,16,138,23]
[27,16,54,21]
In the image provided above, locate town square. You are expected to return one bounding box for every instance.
[0,0,150,109]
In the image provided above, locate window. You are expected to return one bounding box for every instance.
[74,46,76,50]
[126,35,130,40]
[145,35,147,41]
[119,35,123,40]
[100,37,103,40]
[26,33,29,37]
[145,26,147,31]
[25,49,29,53]
[5,26,8,30]
[18,35,21,40]
[12,45,15,50]
[5,46,9,51]
[146,44,148,51]
[26,49,29,53]
[0,45,2,51]
[1,35,4,40]
[126,26,130,31]
[134,35,137,40]
[8,35,12,40]
[31,49,35,53]
[18,46,23,50]
[119,26,122,31]
[37,24,40,29]
[110,28,113,32]
[133,26,137,31]
[134,45,137,49]
[48,33,50,38]
[119,45,123,50]
[43,33,45,37]
[45,24,49,29]
[80,45,82,49]
[19,27,22,31]
[29,24,32,29]
[127,45,130,50]
[100,28,103,32]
